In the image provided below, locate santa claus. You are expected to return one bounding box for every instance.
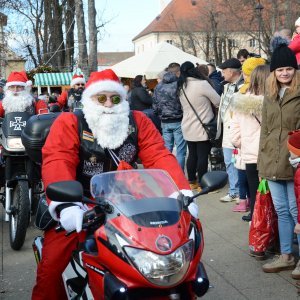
[0,71,47,117]
[57,73,86,111]
[32,69,198,300]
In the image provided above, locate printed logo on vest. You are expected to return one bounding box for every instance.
[83,160,104,176]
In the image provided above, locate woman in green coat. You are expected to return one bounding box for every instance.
[258,43,300,277]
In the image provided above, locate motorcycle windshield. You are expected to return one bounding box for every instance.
[90,169,182,227]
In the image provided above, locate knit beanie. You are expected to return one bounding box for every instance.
[270,44,298,72]
[287,130,300,156]
[239,57,266,94]
[242,57,266,76]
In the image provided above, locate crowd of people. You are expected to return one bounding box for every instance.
[1,16,300,299]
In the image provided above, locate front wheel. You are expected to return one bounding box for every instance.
[9,181,30,250]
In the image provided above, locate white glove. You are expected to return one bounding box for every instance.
[169,189,199,219]
[188,202,199,219]
[60,206,85,233]
[180,189,199,219]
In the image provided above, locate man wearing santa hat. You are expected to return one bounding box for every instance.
[0,71,47,117]
[32,69,197,299]
[57,74,86,111]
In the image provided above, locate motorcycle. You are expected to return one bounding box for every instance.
[33,169,227,299]
[0,112,43,250]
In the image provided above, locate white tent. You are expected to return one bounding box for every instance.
[111,42,208,79]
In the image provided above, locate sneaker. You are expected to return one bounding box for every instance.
[292,261,300,279]
[232,200,248,212]
[220,194,238,202]
[262,255,295,273]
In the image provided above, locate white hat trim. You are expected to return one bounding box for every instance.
[6,81,27,87]
[295,17,300,27]
[82,80,127,101]
[71,77,86,87]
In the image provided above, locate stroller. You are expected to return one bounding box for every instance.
[208,147,225,171]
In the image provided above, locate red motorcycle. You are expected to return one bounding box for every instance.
[33,169,227,300]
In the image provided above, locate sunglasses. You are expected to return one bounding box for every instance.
[75,83,85,87]
[96,94,121,105]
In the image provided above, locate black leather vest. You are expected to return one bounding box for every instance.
[74,110,138,196]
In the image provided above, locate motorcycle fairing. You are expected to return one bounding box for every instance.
[62,251,94,300]
[1,112,31,137]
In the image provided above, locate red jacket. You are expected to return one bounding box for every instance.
[57,90,68,109]
[42,111,190,205]
[289,34,300,66]
[0,100,48,117]
[295,165,300,223]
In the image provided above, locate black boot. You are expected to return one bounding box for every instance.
[242,213,251,222]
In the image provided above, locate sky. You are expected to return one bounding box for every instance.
[95,0,171,52]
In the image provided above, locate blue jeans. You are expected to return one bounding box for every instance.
[223,148,239,196]
[162,122,187,170]
[268,180,300,254]
[238,169,249,199]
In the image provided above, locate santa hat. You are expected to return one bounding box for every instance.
[70,74,86,87]
[295,17,300,27]
[287,130,300,156]
[6,71,32,87]
[82,69,127,101]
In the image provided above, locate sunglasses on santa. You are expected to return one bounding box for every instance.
[96,94,121,105]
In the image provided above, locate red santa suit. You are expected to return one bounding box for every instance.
[32,69,193,300]
[287,130,300,223]
[57,74,86,110]
[0,71,47,117]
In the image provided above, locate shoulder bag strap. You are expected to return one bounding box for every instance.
[252,113,261,126]
[181,87,205,126]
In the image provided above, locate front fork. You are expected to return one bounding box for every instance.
[5,184,12,221]
[4,181,31,222]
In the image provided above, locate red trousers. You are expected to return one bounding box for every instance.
[32,228,84,300]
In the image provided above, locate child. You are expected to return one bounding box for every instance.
[287,130,300,236]
[289,17,300,67]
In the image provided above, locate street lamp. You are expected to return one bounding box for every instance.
[255,1,264,56]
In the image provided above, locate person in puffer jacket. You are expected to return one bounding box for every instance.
[153,63,187,170]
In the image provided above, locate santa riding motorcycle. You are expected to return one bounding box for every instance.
[32,69,199,299]
[0,71,47,250]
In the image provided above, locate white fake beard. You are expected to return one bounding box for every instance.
[3,90,34,113]
[82,98,130,149]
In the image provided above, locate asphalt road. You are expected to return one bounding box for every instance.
[1,187,300,299]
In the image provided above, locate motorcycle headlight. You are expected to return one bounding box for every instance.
[124,240,193,287]
[7,137,25,150]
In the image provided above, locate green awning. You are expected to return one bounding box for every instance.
[34,72,73,86]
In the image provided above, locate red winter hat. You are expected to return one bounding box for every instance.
[6,71,32,87]
[287,130,300,156]
[83,69,126,100]
[70,74,86,87]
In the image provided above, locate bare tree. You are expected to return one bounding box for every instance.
[74,0,88,75]
[64,0,75,70]
[88,0,97,74]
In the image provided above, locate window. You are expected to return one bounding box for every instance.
[249,39,256,48]
[228,39,237,48]
[166,40,173,44]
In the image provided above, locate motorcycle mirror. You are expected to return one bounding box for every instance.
[190,171,228,200]
[200,170,228,191]
[46,180,83,203]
